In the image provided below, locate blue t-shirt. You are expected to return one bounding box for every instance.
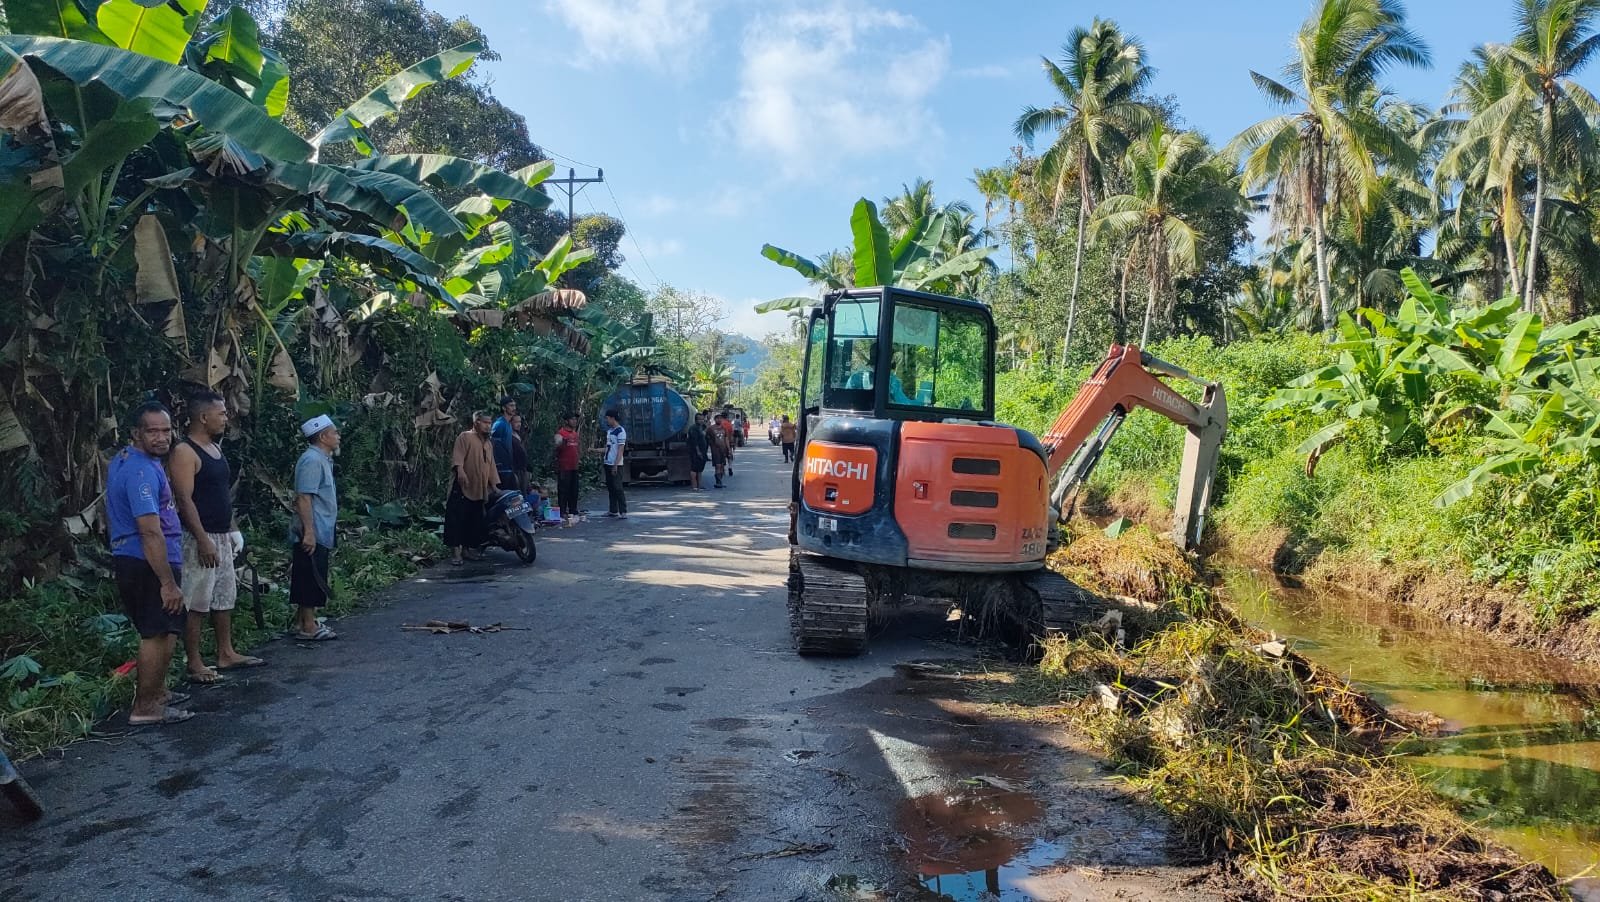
[290,446,338,549]
[491,416,514,475]
[106,447,181,563]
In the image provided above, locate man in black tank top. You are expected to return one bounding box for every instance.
[171,391,264,681]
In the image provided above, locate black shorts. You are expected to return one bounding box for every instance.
[690,455,707,474]
[290,544,332,608]
[114,556,186,639]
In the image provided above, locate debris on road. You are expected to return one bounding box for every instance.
[893,661,963,680]
[964,774,1027,792]
[399,620,529,634]
[735,841,834,860]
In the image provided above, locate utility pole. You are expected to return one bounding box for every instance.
[545,167,605,237]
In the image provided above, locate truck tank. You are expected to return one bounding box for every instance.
[600,377,695,485]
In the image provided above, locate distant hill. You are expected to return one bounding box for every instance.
[726,334,769,385]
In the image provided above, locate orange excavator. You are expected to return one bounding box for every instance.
[787,286,1227,655]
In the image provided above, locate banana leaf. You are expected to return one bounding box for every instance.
[5,0,115,44]
[311,40,481,155]
[337,167,463,236]
[348,153,549,210]
[850,198,892,287]
[96,0,207,65]
[0,42,65,247]
[0,35,312,161]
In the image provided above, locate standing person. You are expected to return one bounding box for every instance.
[686,412,711,492]
[709,413,731,489]
[554,412,582,523]
[509,413,531,495]
[717,410,737,476]
[491,395,517,489]
[779,414,798,463]
[290,415,340,642]
[447,412,499,565]
[107,402,191,725]
[603,409,628,518]
[169,391,262,683]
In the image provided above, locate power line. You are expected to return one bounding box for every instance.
[602,180,663,287]
[539,145,601,171]
[584,193,649,287]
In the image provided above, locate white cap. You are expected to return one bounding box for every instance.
[301,414,335,438]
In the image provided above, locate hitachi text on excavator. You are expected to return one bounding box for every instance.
[785,286,1227,656]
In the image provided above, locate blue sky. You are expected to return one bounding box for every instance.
[428,0,1535,338]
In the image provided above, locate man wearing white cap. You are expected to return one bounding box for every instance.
[290,414,340,641]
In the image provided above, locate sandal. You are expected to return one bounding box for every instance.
[163,691,191,705]
[216,656,266,670]
[129,706,193,726]
[187,666,222,684]
[294,625,339,641]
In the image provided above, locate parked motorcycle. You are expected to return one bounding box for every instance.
[1,730,42,822]
[478,489,537,564]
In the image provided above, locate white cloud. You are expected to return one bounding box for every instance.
[723,6,950,176]
[632,187,755,219]
[637,236,685,258]
[638,193,680,216]
[954,63,1014,79]
[547,0,712,72]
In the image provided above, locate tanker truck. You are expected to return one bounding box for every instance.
[599,376,695,486]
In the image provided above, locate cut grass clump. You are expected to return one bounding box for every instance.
[996,529,1563,900]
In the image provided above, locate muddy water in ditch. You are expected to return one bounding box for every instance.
[1221,567,1600,889]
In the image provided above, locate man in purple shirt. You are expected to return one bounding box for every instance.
[106,402,191,726]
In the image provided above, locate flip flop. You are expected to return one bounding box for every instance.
[130,706,193,726]
[187,667,222,683]
[294,625,339,641]
[163,691,191,705]
[216,657,266,670]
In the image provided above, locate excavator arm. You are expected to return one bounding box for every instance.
[1039,344,1227,549]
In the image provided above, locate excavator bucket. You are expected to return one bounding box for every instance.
[1171,381,1227,549]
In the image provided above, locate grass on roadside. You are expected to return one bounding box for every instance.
[0,526,442,759]
[989,526,1563,901]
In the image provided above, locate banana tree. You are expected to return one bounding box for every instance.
[755,198,996,314]
[1433,388,1600,506]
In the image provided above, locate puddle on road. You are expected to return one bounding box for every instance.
[897,767,1062,901]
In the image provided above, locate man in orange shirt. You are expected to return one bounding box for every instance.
[716,410,737,476]
[447,412,500,565]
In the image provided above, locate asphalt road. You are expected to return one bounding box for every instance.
[1,442,1211,902]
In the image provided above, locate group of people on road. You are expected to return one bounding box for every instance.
[446,397,604,563]
[108,397,341,727]
[686,409,742,490]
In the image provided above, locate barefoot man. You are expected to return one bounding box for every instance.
[170,391,263,681]
[107,402,192,725]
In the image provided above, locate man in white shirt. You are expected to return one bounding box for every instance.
[603,409,628,519]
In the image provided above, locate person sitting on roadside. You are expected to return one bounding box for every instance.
[447,412,499,565]
[169,390,262,682]
[108,401,192,725]
[709,413,732,489]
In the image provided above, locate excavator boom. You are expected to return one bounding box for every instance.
[1040,344,1227,549]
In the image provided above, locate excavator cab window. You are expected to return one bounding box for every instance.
[813,287,996,420]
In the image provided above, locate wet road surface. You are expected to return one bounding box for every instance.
[1,444,1214,901]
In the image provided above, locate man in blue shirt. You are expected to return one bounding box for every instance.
[291,415,341,641]
[491,395,517,489]
[107,402,191,726]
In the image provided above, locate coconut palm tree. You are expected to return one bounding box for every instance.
[1090,126,1248,344]
[1435,46,1538,299]
[880,178,973,240]
[1014,19,1155,359]
[1229,0,1431,331]
[1495,0,1600,312]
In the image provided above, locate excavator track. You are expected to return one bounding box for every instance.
[788,552,869,656]
[1022,567,1102,635]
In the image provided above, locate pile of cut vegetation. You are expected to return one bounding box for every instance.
[1017,526,1562,900]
